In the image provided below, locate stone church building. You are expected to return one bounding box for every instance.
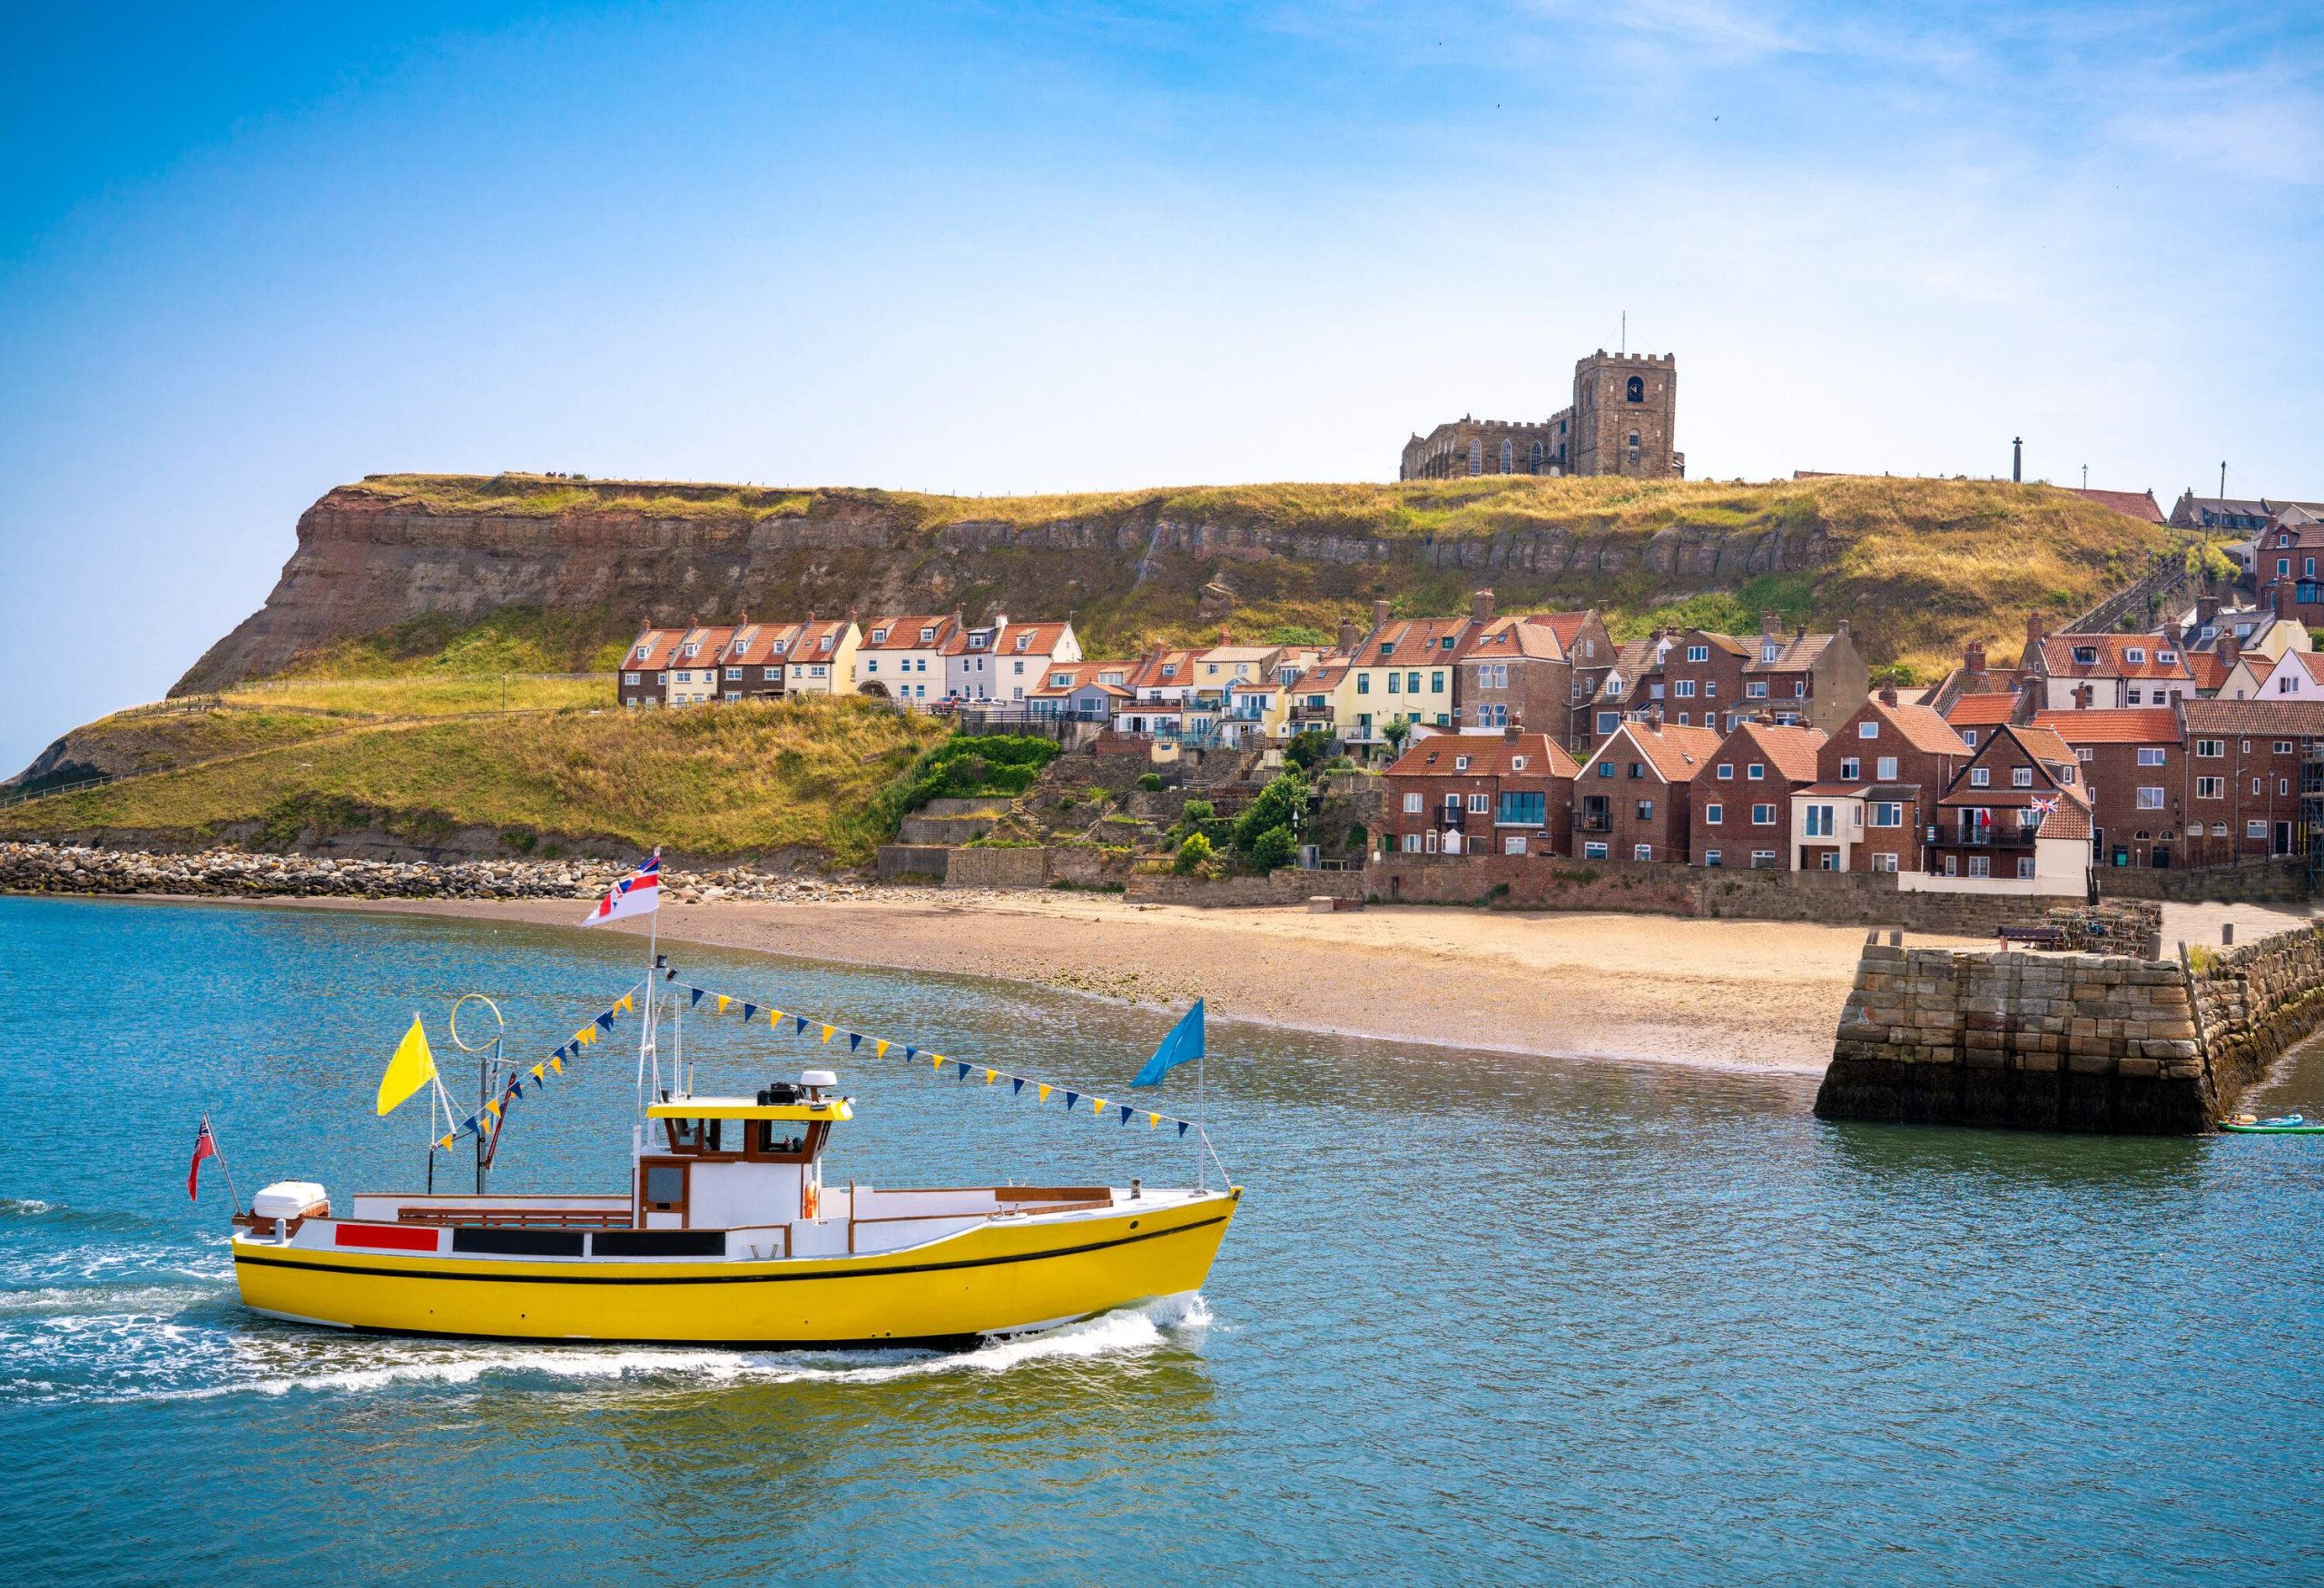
[1400,350,1683,480]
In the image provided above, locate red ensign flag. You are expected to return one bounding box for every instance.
[188,1117,218,1201]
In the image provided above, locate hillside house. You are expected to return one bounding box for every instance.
[782,617,861,695]
[2030,708,2183,869]
[988,620,1082,705]
[1927,725,2093,886]
[1789,690,1971,873]
[2031,633,2194,710]
[856,614,960,704]
[665,625,737,706]
[619,626,690,708]
[1689,718,1826,869]
[1028,660,1130,722]
[718,618,804,701]
[1342,607,1472,750]
[1454,593,1587,744]
[1574,720,1722,863]
[1383,730,1580,856]
[943,615,1009,703]
[1738,616,1868,735]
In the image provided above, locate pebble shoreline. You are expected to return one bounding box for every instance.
[0,842,877,905]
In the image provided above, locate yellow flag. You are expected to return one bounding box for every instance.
[1149,1112,1161,1129]
[484,1098,502,1119]
[549,1056,563,1075]
[437,1134,456,1150]
[1092,1097,1107,1116]
[820,1024,835,1043]
[769,1009,782,1027]
[984,1069,997,1085]
[530,1063,546,1083]
[375,1016,437,1117]
[617,993,635,1014]
[932,1054,943,1070]
[1039,1083,1052,1102]
[716,995,730,1014]
[875,1040,891,1059]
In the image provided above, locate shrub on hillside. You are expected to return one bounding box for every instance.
[1137,772,1163,791]
[1173,832,1214,873]
[1284,730,1331,773]
[1246,824,1297,872]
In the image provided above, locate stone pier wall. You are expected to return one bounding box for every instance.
[1817,922,2324,1133]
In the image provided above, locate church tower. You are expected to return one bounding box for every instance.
[1568,351,1681,478]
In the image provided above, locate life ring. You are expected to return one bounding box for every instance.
[803,1181,818,1220]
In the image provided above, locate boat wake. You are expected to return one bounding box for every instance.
[17,1289,1213,1406]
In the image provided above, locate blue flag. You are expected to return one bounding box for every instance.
[1130,1001,1204,1088]
[906,1046,918,1062]
[795,1016,810,1037]
[955,1061,971,1081]
[690,987,704,1008]
[849,1033,863,1051]
[1011,1077,1026,1095]
[742,1002,757,1023]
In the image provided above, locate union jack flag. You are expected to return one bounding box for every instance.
[581,848,662,926]
[2029,794,2060,815]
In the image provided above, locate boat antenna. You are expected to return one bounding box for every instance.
[449,994,506,1196]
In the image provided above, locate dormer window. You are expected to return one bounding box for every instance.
[1380,644,1395,657]
[1762,645,1778,662]
[2073,646,2098,665]
[1161,664,1177,678]
[871,628,889,644]
[2159,650,2178,664]
[2125,647,2146,664]
[920,627,935,644]
[1454,755,1471,771]
[818,636,833,651]
[771,641,786,655]
[1688,645,1709,663]
[681,643,699,657]
[1016,635,1031,650]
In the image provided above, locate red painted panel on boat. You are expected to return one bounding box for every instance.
[332,1222,439,1253]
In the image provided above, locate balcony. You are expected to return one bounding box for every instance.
[1952,826,2038,848]
[1578,812,1614,833]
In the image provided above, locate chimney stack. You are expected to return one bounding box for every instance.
[2162,618,2184,652]
[1965,639,1987,674]
[1472,588,1496,624]
[1502,711,1521,744]
[1337,616,1360,654]
[2198,593,2221,626]
[2275,579,2296,620]
[2077,682,2095,709]
[2221,631,2241,669]
[1837,618,1851,642]
[1762,610,1780,637]
[1876,686,1898,706]
[1373,597,1392,630]
[2024,611,2046,659]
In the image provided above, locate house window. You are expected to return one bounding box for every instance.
[1706,803,1724,824]
[1858,721,1879,739]
[2277,741,2296,755]
[2012,767,2034,787]
[1872,852,1898,873]
[2016,857,2035,879]
[2195,739,2224,757]
[1585,842,1609,859]
[2125,648,2146,664]
[2196,777,2224,799]
[623,672,640,686]
[724,667,741,681]
[1633,843,1653,861]
[1716,764,1734,780]
[1402,833,1421,853]
[1687,645,1709,664]
[2136,787,2166,809]
[1804,804,1837,837]
[2249,820,2270,839]
[1636,800,1654,820]
[2073,646,2098,664]
[1964,730,1979,747]
[1747,764,1766,781]
[1403,793,1423,814]
[1675,680,1697,698]
[1597,711,1619,734]
[1705,850,1723,867]
[2133,746,2166,766]
[1746,681,1768,698]
[1432,671,1445,694]
[1841,758,1861,780]
[1752,804,1776,824]
[1971,768,1990,787]
[1969,856,1991,878]
[1468,793,1489,814]
[763,667,779,681]
[1871,803,1903,827]
[1945,855,1958,876]
[1498,792,1545,825]
[1876,756,1898,780]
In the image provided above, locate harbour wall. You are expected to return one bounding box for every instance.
[1816,920,2324,1133]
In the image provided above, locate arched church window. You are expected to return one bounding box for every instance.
[1530,439,1544,472]
[1469,439,1483,475]
[1626,376,1645,403]
[1500,439,1513,473]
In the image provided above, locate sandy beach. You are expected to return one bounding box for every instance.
[273,889,2009,1073]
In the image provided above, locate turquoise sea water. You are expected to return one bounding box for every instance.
[2,894,2320,1585]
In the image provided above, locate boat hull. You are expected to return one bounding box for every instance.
[231,1191,1237,1347]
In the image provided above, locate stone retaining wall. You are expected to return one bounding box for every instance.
[1123,870,1366,906]
[2099,858,2313,905]
[1816,921,2324,1134]
[940,846,1049,889]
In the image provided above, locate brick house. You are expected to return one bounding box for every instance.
[2029,707,2183,869]
[1382,729,1580,858]
[1944,689,2024,751]
[1689,718,1827,869]
[1738,615,1868,735]
[1928,725,2094,885]
[1789,690,1972,873]
[718,618,804,702]
[618,626,688,708]
[2178,700,2324,864]
[1584,636,1666,755]
[1574,720,1722,863]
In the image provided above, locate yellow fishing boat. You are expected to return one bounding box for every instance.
[231,1076,1237,1347]
[226,855,1237,1347]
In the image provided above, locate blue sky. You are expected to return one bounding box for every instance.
[3,1,2319,768]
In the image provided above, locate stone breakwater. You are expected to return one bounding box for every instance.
[0,843,880,905]
[1817,920,2324,1134]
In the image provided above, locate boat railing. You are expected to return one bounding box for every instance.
[396,1207,631,1228]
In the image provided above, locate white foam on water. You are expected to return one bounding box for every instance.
[0,1197,58,1216]
[120,1291,1216,1404]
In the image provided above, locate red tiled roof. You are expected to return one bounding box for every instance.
[2180,699,2324,735]
[2038,634,2192,681]
[1718,722,1827,784]
[859,615,957,653]
[789,618,853,659]
[1744,631,1837,674]
[2030,708,2181,745]
[2185,653,2233,692]
[1001,620,1075,658]
[1945,693,2021,727]
[1125,647,1200,691]
[1464,616,1567,661]
[1595,721,1725,783]
[625,627,689,670]
[722,620,804,666]
[2062,487,2166,524]
[1540,612,1596,652]
[1386,733,1580,780]
[1350,617,1472,667]
[1874,699,1974,757]
[670,626,735,666]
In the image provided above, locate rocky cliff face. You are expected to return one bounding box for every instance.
[174,475,1843,691]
